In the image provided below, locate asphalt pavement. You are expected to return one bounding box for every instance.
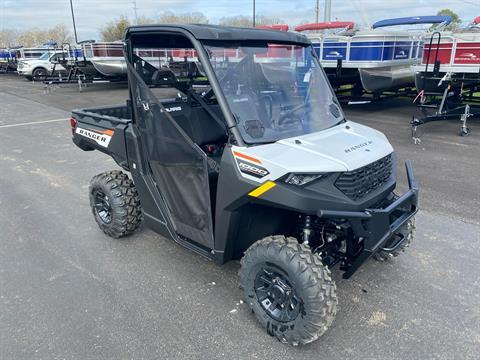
[0,75,479,359]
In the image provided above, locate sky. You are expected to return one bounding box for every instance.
[0,0,478,40]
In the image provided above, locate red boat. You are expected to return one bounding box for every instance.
[414,16,480,91]
[255,24,289,31]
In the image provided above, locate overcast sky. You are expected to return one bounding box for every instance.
[0,0,478,40]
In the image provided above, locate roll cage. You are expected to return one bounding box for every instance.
[124,24,312,148]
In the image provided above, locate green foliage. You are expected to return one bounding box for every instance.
[100,16,131,42]
[435,9,461,30]
[0,24,72,47]
[99,12,209,41]
[219,14,285,27]
[157,11,209,24]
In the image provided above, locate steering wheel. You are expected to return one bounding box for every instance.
[202,67,238,102]
[275,102,309,130]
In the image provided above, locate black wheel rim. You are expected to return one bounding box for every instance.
[254,264,301,322]
[93,190,112,224]
[34,70,46,79]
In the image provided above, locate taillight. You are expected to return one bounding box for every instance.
[70,117,77,135]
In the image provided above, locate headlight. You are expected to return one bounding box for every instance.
[284,173,329,186]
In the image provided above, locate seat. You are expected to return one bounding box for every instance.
[167,102,226,147]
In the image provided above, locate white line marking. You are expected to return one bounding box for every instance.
[0,118,68,129]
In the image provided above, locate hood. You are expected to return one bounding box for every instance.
[276,121,393,171]
[18,59,46,66]
[232,120,394,183]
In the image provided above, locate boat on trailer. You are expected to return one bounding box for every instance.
[73,41,127,78]
[295,16,451,95]
[71,41,200,79]
[411,17,480,138]
[53,40,202,87]
[0,48,17,72]
[255,24,290,31]
[414,16,480,92]
[15,40,61,61]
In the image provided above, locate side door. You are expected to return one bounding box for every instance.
[50,54,65,72]
[127,62,214,249]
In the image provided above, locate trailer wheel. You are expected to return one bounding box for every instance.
[373,217,416,261]
[89,170,142,238]
[239,235,337,346]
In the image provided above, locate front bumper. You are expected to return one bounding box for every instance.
[317,160,419,278]
[17,69,32,76]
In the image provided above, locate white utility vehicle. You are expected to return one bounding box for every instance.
[71,25,419,345]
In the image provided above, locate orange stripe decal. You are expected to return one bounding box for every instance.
[97,129,114,136]
[233,151,262,164]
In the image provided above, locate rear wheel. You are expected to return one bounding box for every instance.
[89,170,142,238]
[239,236,337,346]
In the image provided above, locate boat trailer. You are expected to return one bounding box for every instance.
[39,49,127,93]
[411,31,480,143]
[411,84,480,143]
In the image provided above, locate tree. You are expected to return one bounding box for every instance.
[137,16,155,25]
[0,29,18,48]
[219,14,284,27]
[7,25,72,47]
[46,24,73,45]
[435,9,461,30]
[219,15,252,27]
[157,11,209,24]
[256,15,285,27]
[100,16,131,42]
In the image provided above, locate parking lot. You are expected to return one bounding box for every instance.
[0,74,479,359]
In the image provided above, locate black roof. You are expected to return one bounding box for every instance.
[125,24,310,45]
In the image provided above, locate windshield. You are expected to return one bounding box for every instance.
[204,42,344,144]
[38,52,51,60]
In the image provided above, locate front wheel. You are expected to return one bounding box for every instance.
[32,68,48,81]
[89,170,142,238]
[239,236,337,346]
[32,67,48,80]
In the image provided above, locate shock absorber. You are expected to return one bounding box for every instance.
[301,215,313,246]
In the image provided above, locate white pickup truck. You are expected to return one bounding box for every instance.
[17,51,67,80]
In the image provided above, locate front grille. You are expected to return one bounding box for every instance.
[335,154,393,200]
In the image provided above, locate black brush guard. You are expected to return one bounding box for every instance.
[317,161,419,278]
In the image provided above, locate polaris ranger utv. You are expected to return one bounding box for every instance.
[71,24,418,345]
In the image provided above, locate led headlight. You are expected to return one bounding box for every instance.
[284,173,329,186]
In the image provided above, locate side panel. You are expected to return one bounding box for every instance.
[213,146,298,263]
[125,125,171,239]
[214,146,259,263]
